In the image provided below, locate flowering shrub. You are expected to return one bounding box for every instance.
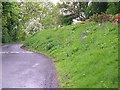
[113,20,118,24]
[117,16,120,20]
[113,15,120,24]
[90,13,115,23]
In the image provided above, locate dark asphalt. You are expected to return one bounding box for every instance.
[2,44,58,88]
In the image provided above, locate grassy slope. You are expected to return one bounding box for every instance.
[24,22,118,88]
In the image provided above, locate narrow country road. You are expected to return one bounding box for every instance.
[2,44,58,88]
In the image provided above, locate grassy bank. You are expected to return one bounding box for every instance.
[24,22,118,88]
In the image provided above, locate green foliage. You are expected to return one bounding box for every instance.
[0,2,2,18]
[57,2,88,20]
[106,2,120,15]
[2,27,11,43]
[85,2,120,18]
[61,15,73,25]
[2,1,119,44]
[2,2,26,43]
[19,2,62,33]
[40,2,61,29]
[24,22,118,88]
[86,2,108,18]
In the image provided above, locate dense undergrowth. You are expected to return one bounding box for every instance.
[24,22,118,88]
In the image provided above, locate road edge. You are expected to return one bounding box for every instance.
[21,45,60,88]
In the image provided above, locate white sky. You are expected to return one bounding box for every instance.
[50,0,60,4]
[17,0,60,4]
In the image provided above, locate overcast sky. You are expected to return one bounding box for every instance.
[17,0,60,4]
[50,0,60,4]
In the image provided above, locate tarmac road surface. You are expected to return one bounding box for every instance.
[2,44,58,88]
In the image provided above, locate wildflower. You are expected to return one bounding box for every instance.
[100,25,104,29]
[86,30,90,33]
[98,23,101,26]
[99,24,104,29]
[117,16,120,20]
[113,20,118,24]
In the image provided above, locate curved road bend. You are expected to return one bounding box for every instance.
[2,44,58,88]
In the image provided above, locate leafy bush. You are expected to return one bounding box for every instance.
[2,2,26,43]
[90,13,115,23]
[106,2,120,15]
[2,27,11,43]
[61,15,73,25]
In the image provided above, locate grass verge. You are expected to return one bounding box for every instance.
[24,22,118,88]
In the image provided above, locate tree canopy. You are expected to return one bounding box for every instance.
[2,2,25,43]
[2,1,120,43]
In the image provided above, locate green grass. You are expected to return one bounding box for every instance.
[24,22,118,88]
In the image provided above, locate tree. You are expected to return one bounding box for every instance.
[40,2,61,29]
[106,2,120,15]
[56,1,88,25]
[18,2,44,34]
[19,2,62,33]
[2,2,25,43]
[85,2,108,18]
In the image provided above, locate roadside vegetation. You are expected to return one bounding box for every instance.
[1,1,119,88]
[24,22,118,88]
[1,1,120,43]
